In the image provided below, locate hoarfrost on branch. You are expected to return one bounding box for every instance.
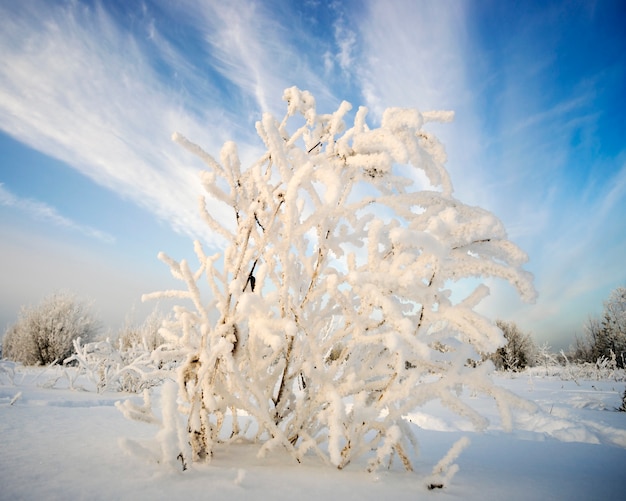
[138,87,536,473]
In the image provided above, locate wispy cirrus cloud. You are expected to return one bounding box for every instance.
[0,183,115,244]
[0,1,247,249]
[192,0,286,115]
[169,0,340,119]
[333,19,357,74]
[354,0,469,117]
[0,1,345,252]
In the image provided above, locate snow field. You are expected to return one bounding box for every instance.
[1,362,625,500]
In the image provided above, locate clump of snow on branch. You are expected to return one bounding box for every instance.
[132,87,536,477]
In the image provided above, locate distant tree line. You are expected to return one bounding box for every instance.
[488,286,626,371]
[572,287,626,368]
[3,287,625,373]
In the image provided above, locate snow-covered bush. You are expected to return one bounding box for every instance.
[558,350,624,382]
[117,309,165,352]
[2,291,99,366]
[66,337,167,393]
[135,87,536,475]
[66,311,170,392]
[489,320,537,371]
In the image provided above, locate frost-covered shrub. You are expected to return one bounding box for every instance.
[117,309,165,352]
[66,311,170,392]
[133,88,536,475]
[519,349,626,382]
[489,320,537,371]
[535,343,560,376]
[67,337,167,393]
[2,292,99,366]
[558,349,624,382]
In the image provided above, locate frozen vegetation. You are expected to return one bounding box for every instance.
[133,87,536,478]
[2,89,625,498]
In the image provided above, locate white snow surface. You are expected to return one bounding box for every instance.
[1,362,625,500]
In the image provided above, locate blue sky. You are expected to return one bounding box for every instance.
[1,0,624,350]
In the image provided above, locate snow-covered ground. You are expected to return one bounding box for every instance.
[1,362,625,500]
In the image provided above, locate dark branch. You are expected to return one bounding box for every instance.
[243,259,258,292]
[452,238,491,250]
[254,212,265,231]
[307,141,321,154]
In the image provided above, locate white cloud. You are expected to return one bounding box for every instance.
[191,1,277,114]
[178,0,338,118]
[0,1,345,253]
[504,94,592,137]
[355,1,468,117]
[0,1,240,250]
[597,159,626,220]
[334,21,356,73]
[0,183,115,244]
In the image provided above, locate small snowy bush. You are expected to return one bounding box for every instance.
[67,310,170,392]
[559,350,624,382]
[134,88,536,476]
[2,291,99,366]
[67,337,166,393]
[117,309,165,352]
